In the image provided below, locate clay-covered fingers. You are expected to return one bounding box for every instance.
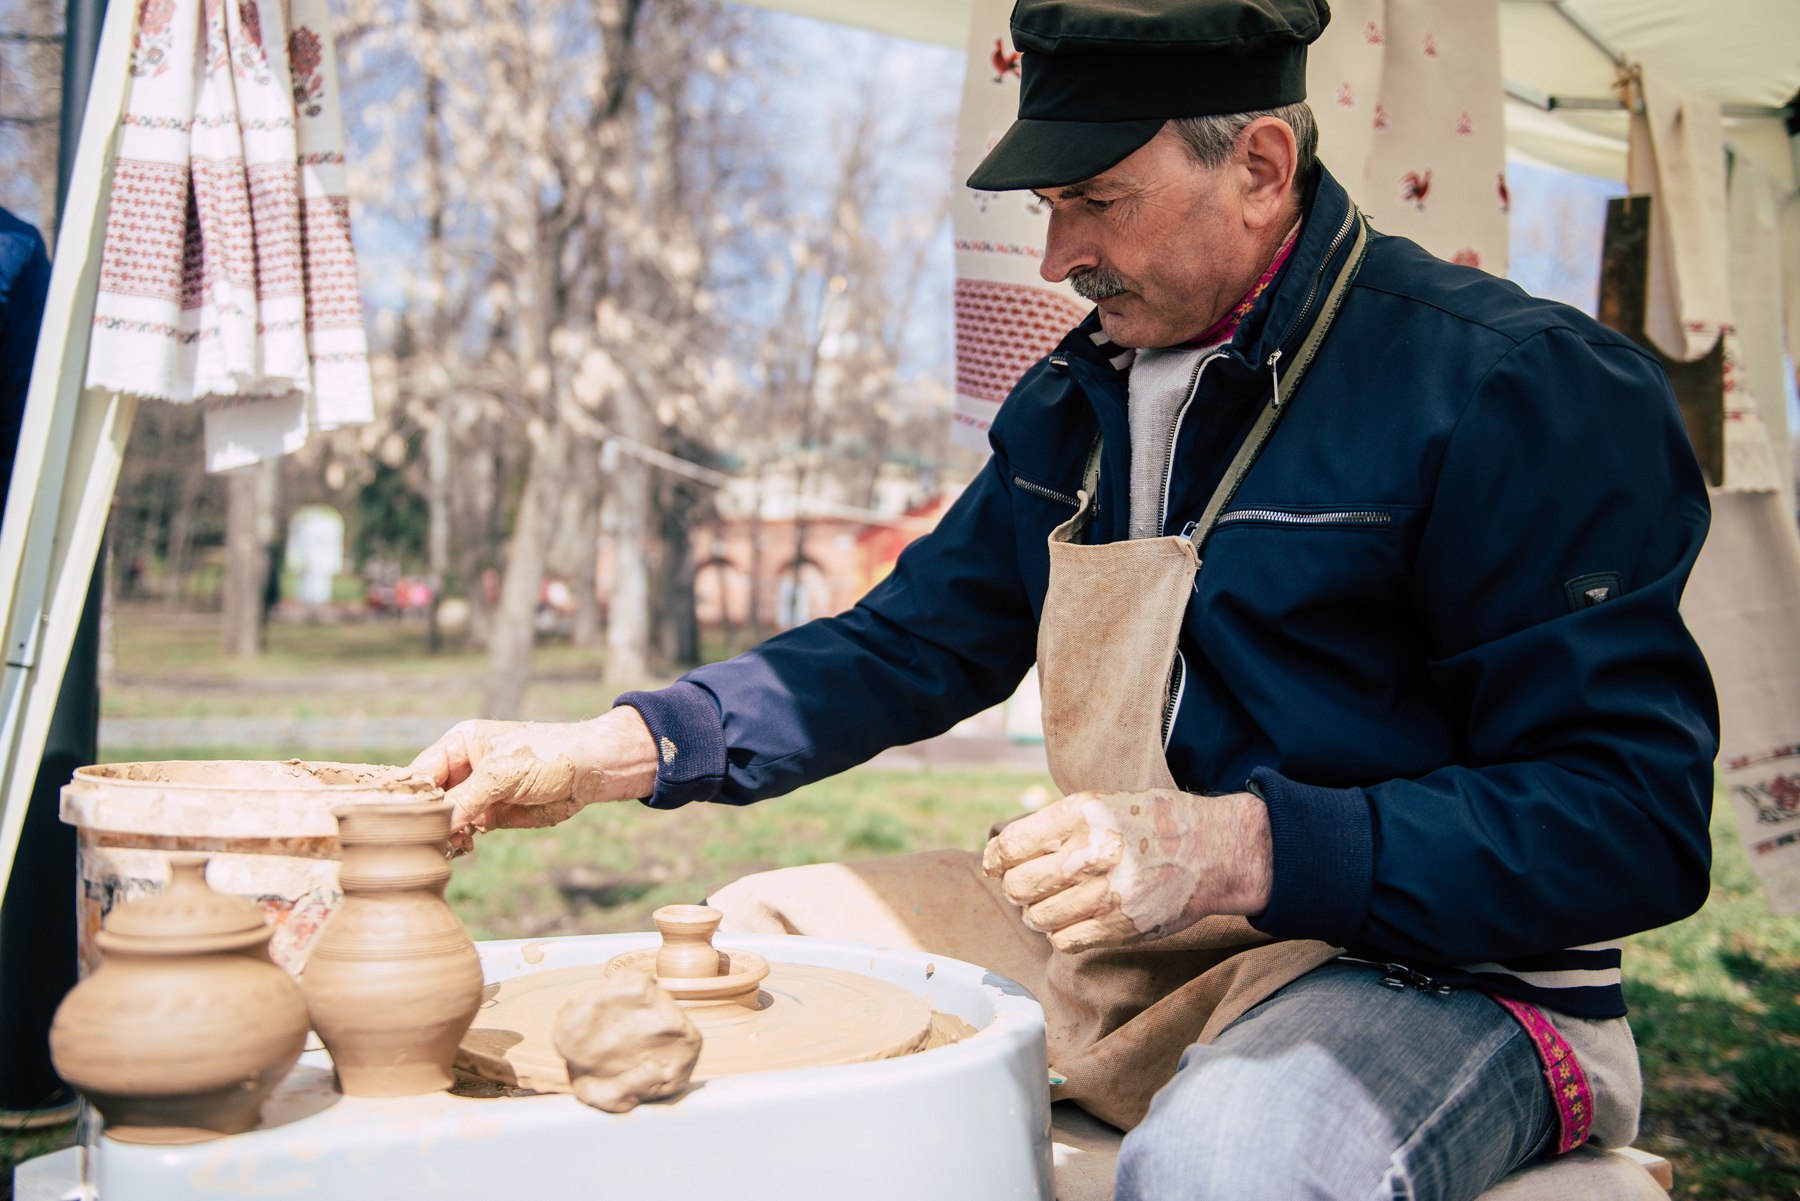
[1047,910,1142,954]
[982,798,1089,878]
[1020,875,1112,933]
[1017,878,1142,953]
[998,837,1113,906]
[408,719,514,791]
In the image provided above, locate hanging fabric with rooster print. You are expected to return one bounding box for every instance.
[1306,0,1509,276]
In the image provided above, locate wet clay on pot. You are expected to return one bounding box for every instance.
[48,854,309,1143]
[302,801,483,1097]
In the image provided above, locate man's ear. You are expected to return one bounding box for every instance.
[1237,117,1298,230]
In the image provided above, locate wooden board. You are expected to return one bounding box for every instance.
[456,962,933,1093]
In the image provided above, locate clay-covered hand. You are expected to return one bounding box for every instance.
[407,709,659,854]
[981,789,1273,953]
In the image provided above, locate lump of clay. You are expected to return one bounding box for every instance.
[553,974,701,1113]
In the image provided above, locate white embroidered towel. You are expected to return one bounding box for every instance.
[949,0,1088,454]
[1625,70,1732,365]
[87,0,371,471]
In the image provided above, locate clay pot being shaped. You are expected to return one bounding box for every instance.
[48,854,308,1143]
[302,801,483,1096]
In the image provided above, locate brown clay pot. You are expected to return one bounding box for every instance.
[302,801,483,1096]
[48,854,308,1143]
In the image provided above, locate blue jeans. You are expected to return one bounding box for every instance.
[1116,960,1557,1201]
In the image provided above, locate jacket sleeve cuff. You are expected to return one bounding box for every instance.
[1246,766,1373,948]
[612,683,726,809]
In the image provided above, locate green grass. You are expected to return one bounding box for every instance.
[1623,794,1800,1199]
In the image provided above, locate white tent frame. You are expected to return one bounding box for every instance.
[0,0,139,918]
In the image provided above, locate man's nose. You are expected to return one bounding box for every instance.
[1039,209,1095,284]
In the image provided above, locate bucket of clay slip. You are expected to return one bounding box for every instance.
[60,761,443,978]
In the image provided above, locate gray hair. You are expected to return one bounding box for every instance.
[1169,102,1318,194]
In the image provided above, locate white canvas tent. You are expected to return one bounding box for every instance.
[734,0,1799,185]
[0,0,1796,909]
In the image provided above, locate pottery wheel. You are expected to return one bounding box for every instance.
[456,961,934,1094]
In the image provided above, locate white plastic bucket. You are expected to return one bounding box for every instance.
[60,760,441,975]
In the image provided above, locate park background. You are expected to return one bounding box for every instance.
[2,0,1798,1195]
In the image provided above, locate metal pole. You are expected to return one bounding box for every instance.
[0,0,108,1118]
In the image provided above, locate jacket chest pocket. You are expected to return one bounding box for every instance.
[1197,505,1414,619]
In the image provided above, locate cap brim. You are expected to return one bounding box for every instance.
[965,117,1166,192]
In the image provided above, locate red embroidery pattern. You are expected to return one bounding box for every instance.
[233,0,271,83]
[1187,224,1299,346]
[1725,743,1800,771]
[133,0,177,76]
[98,159,190,300]
[1451,247,1481,268]
[301,196,366,331]
[954,279,1087,403]
[1487,994,1593,1155]
[955,238,1047,258]
[189,158,301,305]
[289,26,324,116]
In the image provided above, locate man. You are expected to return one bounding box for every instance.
[412,1,1717,1196]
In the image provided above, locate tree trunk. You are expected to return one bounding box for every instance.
[451,407,500,650]
[569,465,603,647]
[657,483,698,666]
[221,462,275,657]
[745,468,765,643]
[425,415,450,651]
[605,439,652,684]
[480,422,570,715]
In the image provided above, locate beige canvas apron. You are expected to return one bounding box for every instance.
[711,214,1369,1131]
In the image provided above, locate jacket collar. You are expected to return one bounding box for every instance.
[1048,163,1359,387]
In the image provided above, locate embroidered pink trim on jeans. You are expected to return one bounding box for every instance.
[1485,993,1594,1154]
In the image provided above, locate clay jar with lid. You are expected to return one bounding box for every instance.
[302,801,483,1096]
[48,854,308,1143]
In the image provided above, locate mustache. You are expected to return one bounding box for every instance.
[1068,266,1128,302]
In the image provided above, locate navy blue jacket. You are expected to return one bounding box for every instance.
[1,207,52,496]
[622,166,1718,1016]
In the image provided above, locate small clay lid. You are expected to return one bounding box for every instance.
[99,854,272,955]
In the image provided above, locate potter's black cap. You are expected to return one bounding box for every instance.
[967,0,1330,192]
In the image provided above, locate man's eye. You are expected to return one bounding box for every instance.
[1086,198,1114,212]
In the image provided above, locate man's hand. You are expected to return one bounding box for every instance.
[408,709,659,854]
[981,789,1273,953]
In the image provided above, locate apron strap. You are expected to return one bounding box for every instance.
[1187,210,1370,550]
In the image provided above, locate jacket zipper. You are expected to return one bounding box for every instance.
[1269,205,1358,356]
[1215,508,1392,528]
[1155,352,1226,536]
[1160,649,1187,748]
[1013,476,1079,508]
[1153,208,1357,757]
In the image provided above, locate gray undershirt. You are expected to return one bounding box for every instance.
[1127,344,1219,540]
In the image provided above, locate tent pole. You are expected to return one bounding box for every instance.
[0,0,108,1119]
